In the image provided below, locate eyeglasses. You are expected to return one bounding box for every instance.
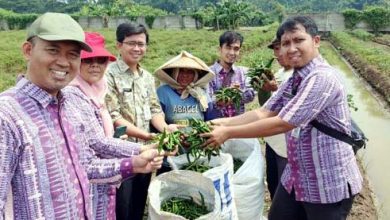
[122,41,146,48]
[81,57,109,65]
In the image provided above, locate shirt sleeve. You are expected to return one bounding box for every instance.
[68,88,142,158]
[0,113,19,215]
[105,69,124,123]
[67,90,140,184]
[80,148,135,184]
[279,72,340,127]
[264,76,293,113]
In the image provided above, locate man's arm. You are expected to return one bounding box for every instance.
[114,118,154,141]
[151,113,177,132]
[67,88,144,158]
[81,147,163,184]
[204,116,295,146]
[211,107,277,126]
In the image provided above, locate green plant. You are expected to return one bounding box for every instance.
[349,29,374,41]
[363,6,390,36]
[161,192,209,219]
[145,15,155,29]
[347,94,358,112]
[215,87,243,112]
[342,9,363,30]
[247,58,274,91]
[193,0,252,30]
[185,119,219,164]
[0,9,38,30]
[153,129,184,153]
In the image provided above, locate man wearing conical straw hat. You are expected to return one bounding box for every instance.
[155,50,216,124]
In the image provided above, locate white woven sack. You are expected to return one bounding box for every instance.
[148,170,221,220]
[222,138,265,220]
[172,152,237,220]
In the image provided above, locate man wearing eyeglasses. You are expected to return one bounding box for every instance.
[105,23,176,220]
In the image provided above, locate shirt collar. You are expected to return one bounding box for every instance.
[295,55,326,79]
[213,61,239,75]
[116,58,143,76]
[16,76,64,108]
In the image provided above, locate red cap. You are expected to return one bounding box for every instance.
[81,32,116,61]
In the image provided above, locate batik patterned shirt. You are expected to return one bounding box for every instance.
[208,61,255,117]
[264,56,363,203]
[64,85,142,220]
[0,78,139,219]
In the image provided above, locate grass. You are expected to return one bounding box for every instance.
[0,25,277,92]
[330,31,390,77]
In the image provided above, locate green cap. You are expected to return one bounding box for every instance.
[27,12,92,52]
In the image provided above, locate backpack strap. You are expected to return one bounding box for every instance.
[310,120,355,146]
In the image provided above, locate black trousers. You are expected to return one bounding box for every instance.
[116,173,151,220]
[265,143,288,200]
[268,184,355,220]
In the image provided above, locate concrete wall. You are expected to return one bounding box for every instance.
[0,19,9,31]
[285,13,390,32]
[3,13,388,31]
[74,15,196,29]
[75,15,197,29]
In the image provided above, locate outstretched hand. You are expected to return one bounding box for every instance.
[262,79,278,92]
[165,124,183,132]
[132,148,164,173]
[200,125,230,149]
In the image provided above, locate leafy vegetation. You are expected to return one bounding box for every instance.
[1,0,389,31]
[348,29,374,41]
[343,6,390,35]
[191,0,263,30]
[0,9,37,30]
[342,9,363,30]
[0,25,276,92]
[362,6,390,35]
[331,31,390,77]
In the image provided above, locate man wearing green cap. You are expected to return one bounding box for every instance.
[0,12,166,219]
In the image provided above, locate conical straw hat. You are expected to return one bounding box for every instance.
[154,51,214,88]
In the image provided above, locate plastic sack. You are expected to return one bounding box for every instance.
[148,170,221,220]
[172,153,237,220]
[222,138,265,220]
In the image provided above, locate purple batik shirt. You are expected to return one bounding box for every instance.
[0,78,139,219]
[64,86,141,220]
[264,56,362,204]
[208,61,255,117]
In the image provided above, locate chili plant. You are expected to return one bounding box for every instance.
[215,87,243,112]
[247,58,274,91]
[180,119,220,172]
[181,161,211,173]
[161,192,209,219]
[153,129,184,153]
